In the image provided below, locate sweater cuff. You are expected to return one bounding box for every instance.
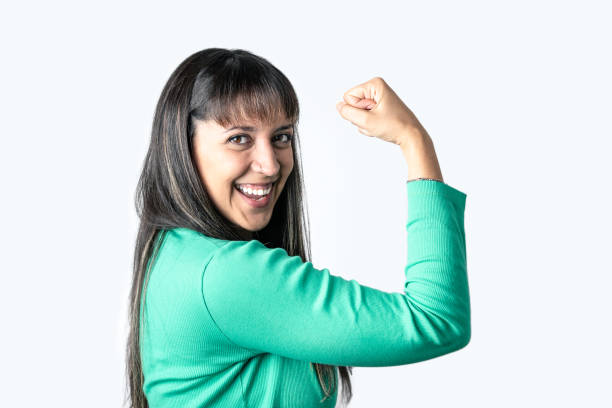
[406,177,446,184]
[405,178,467,214]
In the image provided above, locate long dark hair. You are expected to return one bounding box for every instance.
[124,48,353,407]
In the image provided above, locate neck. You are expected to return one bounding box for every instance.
[237,228,254,241]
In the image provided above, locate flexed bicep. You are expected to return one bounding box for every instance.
[201,237,467,367]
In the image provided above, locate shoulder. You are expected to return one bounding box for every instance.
[203,238,308,292]
[167,227,265,255]
[166,227,228,249]
[206,238,295,267]
[164,228,279,268]
[157,227,231,271]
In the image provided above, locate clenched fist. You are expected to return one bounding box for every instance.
[335,77,429,147]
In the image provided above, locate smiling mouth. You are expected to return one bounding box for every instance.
[234,181,276,200]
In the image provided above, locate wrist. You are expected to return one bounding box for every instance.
[397,125,431,151]
[398,128,444,182]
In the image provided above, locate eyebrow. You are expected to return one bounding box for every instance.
[223,124,294,134]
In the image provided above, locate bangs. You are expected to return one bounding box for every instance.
[213,89,296,130]
[190,55,299,131]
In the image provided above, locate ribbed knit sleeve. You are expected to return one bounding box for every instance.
[201,179,470,367]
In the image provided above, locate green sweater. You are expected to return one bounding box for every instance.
[140,179,470,407]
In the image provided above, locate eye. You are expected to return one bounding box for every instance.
[274,133,293,145]
[227,134,251,145]
[227,133,293,146]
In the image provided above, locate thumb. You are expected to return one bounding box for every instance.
[344,94,377,110]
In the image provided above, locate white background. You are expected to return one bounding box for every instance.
[1,0,611,406]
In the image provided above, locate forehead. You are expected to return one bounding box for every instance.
[223,121,295,133]
[221,111,292,130]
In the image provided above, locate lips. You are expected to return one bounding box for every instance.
[235,182,273,190]
[236,187,270,199]
[234,182,274,207]
[234,180,275,198]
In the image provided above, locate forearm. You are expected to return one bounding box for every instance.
[398,127,444,183]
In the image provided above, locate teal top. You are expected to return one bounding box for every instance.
[140,179,470,407]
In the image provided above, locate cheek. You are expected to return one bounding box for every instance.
[281,150,294,172]
[197,162,235,201]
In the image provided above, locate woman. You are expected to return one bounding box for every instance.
[125,48,470,407]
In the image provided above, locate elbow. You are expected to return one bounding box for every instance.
[439,307,470,352]
[450,318,471,351]
[410,321,471,364]
[455,324,471,350]
[449,298,471,350]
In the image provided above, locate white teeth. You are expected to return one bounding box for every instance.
[236,184,272,196]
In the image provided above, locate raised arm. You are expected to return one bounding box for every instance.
[201,77,470,366]
[201,178,469,367]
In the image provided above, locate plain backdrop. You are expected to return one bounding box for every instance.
[1,0,610,406]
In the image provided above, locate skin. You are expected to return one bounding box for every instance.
[336,76,444,182]
[190,77,440,242]
[191,116,295,241]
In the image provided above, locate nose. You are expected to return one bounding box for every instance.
[251,139,281,175]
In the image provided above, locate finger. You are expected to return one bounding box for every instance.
[337,102,370,129]
[344,94,361,105]
[343,84,372,105]
[339,98,376,110]
[357,98,376,110]
[344,81,377,105]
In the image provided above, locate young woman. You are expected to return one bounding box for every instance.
[125,47,470,407]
